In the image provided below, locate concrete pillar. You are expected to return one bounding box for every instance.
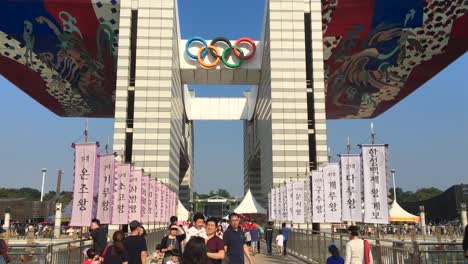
[4,211,10,241]
[460,203,467,228]
[419,206,426,236]
[54,203,62,239]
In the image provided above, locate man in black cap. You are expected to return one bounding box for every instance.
[90,218,107,256]
[125,220,148,264]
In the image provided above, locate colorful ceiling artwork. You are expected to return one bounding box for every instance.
[0,0,119,117]
[322,0,467,119]
[0,0,466,118]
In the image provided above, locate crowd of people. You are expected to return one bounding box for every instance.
[1,217,468,264]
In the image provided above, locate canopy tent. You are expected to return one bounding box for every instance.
[389,200,420,222]
[177,200,191,221]
[233,189,267,214]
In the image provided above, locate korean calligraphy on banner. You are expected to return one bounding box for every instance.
[153,180,159,221]
[340,154,362,222]
[312,170,325,223]
[287,182,294,221]
[268,192,272,221]
[304,178,312,223]
[148,177,156,224]
[96,154,115,224]
[160,183,166,223]
[154,179,161,222]
[280,184,288,221]
[70,143,98,227]
[128,169,142,222]
[111,163,130,225]
[362,144,389,224]
[323,163,342,223]
[140,175,148,223]
[292,181,305,223]
[156,181,163,222]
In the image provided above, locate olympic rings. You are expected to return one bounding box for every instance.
[185,36,256,69]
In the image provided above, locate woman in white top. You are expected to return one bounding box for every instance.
[345,226,373,264]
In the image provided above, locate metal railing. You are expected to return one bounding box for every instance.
[7,238,92,264]
[7,228,167,264]
[286,229,465,264]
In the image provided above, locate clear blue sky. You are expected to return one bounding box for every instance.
[0,0,466,197]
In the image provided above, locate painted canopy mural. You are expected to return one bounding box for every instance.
[0,0,119,117]
[0,0,466,118]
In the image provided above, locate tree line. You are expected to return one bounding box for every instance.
[389,187,443,203]
[0,187,73,205]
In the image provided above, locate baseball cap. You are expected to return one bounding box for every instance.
[129,220,142,231]
[328,242,337,248]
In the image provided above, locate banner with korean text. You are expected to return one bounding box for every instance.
[161,183,167,223]
[128,169,142,222]
[280,184,288,221]
[304,177,312,223]
[111,163,130,225]
[287,182,294,221]
[323,163,342,223]
[272,187,278,221]
[312,170,325,223]
[340,154,362,222]
[70,143,98,226]
[362,144,389,224]
[155,181,162,222]
[292,181,305,223]
[148,177,156,223]
[141,175,148,223]
[96,154,115,224]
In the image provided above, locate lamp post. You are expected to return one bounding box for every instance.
[40,168,47,202]
[390,169,397,202]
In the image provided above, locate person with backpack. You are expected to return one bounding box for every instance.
[345,225,373,264]
[0,227,10,264]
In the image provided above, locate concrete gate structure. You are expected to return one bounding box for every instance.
[113,0,328,209]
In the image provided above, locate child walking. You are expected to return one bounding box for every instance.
[275,230,284,256]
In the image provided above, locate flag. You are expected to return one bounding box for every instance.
[312,170,325,223]
[361,144,389,224]
[96,154,115,224]
[292,181,305,224]
[128,169,142,222]
[111,163,130,225]
[70,143,98,226]
[340,154,362,222]
[323,163,342,223]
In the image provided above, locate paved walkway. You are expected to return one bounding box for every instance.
[244,241,309,264]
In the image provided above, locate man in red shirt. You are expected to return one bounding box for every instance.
[205,217,225,264]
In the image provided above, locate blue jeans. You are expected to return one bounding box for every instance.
[266,238,272,254]
[283,239,288,255]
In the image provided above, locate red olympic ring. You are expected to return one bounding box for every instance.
[233,37,256,60]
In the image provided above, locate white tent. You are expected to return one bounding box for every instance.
[177,200,191,221]
[233,189,267,214]
[389,200,420,222]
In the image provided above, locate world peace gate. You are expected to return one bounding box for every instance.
[0,0,466,209]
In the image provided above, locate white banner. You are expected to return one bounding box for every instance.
[268,192,272,221]
[96,154,114,224]
[340,154,362,222]
[273,186,279,221]
[292,181,305,223]
[323,163,342,223]
[312,170,325,223]
[111,163,130,225]
[304,177,312,223]
[128,169,142,222]
[70,143,98,227]
[362,144,389,224]
[280,184,287,221]
[140,175,148,224]
[287,182,294,221]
